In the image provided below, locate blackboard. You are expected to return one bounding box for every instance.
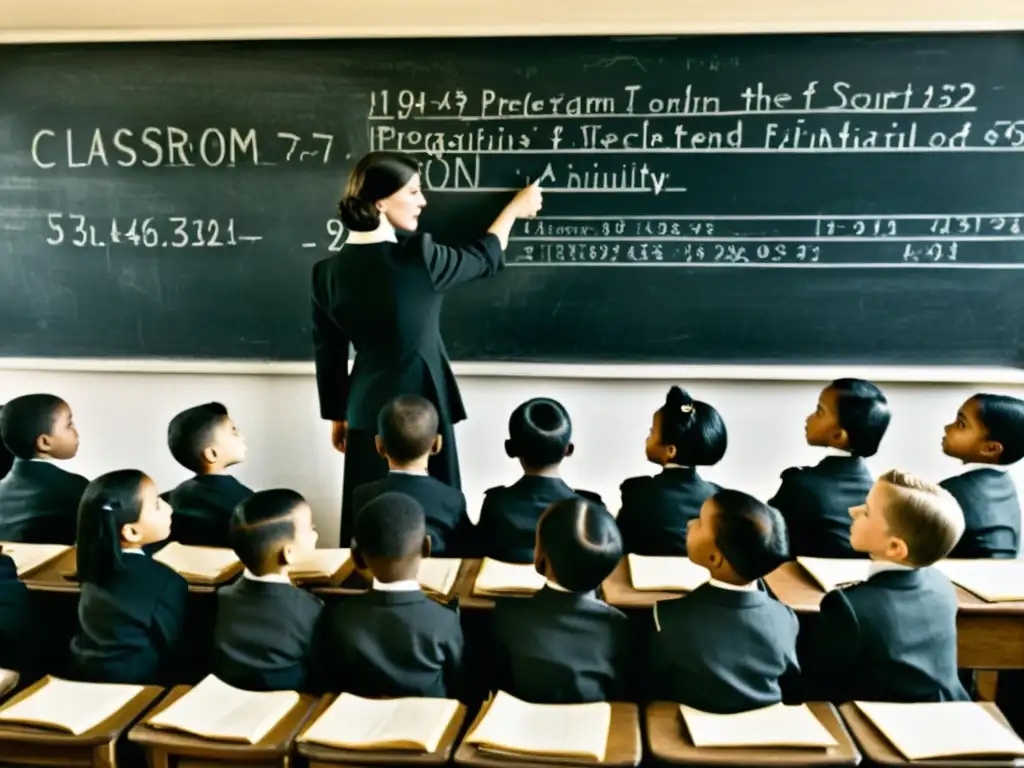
[1,33,1024,365]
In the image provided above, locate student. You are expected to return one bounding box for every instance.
[477,398,602,563]
[941,393,1023,558]
[648,489,799,713]
[71,469,188,685]
[0,545,36,676]
[352,396,473,556]
[769,379,891,558]
[616,386,726,556]
[798,470,969,703]
[212,489,323,692]
[491,497,629,703]
[322,492,463,697]
[165,402,252,548]
[0,405,13,481]
[0,393,88,544]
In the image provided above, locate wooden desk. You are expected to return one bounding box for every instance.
[765,562,1024,669]
[128,684,320,768]
[838,701,1018,767]
[646,701,860,767]
[0,678,162,768]
[600,559,689,609]
[454,699,641,768]
[297,695,468,767]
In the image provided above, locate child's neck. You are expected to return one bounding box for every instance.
[388,456,429,473]
[521,462,561,478]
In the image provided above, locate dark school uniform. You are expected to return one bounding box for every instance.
[941,465,1021,559]
[616,466,719,556]
[491,584,630,703]
[768,453,873,558]
[353,471,474,557]
[648,580,800,713]
[212,572,324,692]
[165,474,254,548]
[0,458,88,544]
[0,552,36,674]
[476,475,604,563]
[70,551,189,685]
[321,581,463,698]
[798,563,969,703]
[311,230,506,546]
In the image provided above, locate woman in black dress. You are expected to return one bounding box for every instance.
[312,151,543,545]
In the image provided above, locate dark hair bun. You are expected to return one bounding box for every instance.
[337,195,380,232]
[665,385,697,430]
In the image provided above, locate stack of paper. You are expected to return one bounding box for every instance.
[680,703,838,749]
[300,694,459,752]
[472,558,546,597]
[0,676,144,735]
[417,558,462,598]
[796,557,872,592]
[287,548,352,583]
[464,691,611,761]
[628,554,709,592]
[855,701,1024,760]
[934,559,1024,602]
[147,675,299,744]
[152,543,243,585]
[0,543,71,576]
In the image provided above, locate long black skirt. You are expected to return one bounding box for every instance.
[338,418,462,546]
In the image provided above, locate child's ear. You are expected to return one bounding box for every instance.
[833,427,850,450]
[121,523,143,545]
[351,546,368,572]
[201,446,218,466]
[504,439,517,459]
[35,434,52,455]
[431,435,442,456]
[886,534,910,564]
[374,435,387,459]
[663,443,677,461]
[281,542,299,566]
[564,443,575,458]
[422,535,432,558]
[981,440,1005,462]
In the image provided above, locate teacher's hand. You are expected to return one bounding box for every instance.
[331,420,349,453]
[512,180,543,219]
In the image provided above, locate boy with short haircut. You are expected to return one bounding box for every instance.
[0,393,87,544]
[648,489,799,713]
[941,393,1024,558]
[491,497,629,703]
[799,470,969,703]
[352,395,473,556]
[770,378,891,558]
[323,491,463,698]
[477,398,603,563]
[166,402,253,547]
[212,489,323,692]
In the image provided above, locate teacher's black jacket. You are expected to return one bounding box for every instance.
[311,231,504,430]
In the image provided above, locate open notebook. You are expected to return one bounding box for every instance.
[472,558,547,597]
[0,676,144,736]
[299,694,459,753]
[287,548,352,583]
[464,691,611,762]
[0,542,70,576]
[680,703,839,749]
[418,558,462,598]
[796,557,872,593]
[147,675,299,744]
[152,542,243,585]
[628,554,709,592]
[855,701,1024,760]
[934,559,1024,602]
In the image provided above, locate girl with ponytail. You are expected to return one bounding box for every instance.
[71,470,188,684]
[616,386,728,556]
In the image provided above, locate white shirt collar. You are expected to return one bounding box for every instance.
[243,569,292,584]
[663,463,692,470]
[825,447,853,458]
[345,216,398,245]
[708,577,758,592]
[961,462,1009,474]
[390,468,429,476]
[372,578,421,592]
[868,560,914,578]
[545,579,569,592]
[121,548,146,556]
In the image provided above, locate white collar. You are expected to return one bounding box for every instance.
[345,217,398,244]
[243,569,291,584]
[825,447,853,458]
[28,457,50,462]
[545,579,569,592]
[663,463,693,470]
[960,462,1009,474]
[868,560,914,578]
[390,468,429,476]
[372,578,421,592]
[708,577,758,592]
[121,548,146,556]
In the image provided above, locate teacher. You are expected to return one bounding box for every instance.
[311,151,543,545]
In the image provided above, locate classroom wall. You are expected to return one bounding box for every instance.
[2,366,1022,545]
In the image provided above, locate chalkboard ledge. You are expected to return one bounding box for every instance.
[0,358,1023,386]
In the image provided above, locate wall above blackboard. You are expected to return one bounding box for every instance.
[1,33,1024,365]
